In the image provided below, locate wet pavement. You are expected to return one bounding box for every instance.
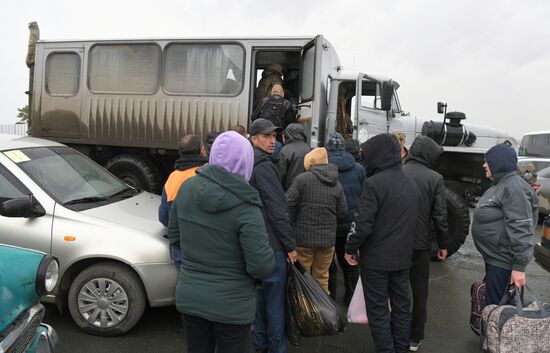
[44,223,550,353]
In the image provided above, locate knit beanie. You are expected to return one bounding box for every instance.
[304,147,328,170]
[485,143,518,175]
[325,132,345,152]
[209,131,254,181]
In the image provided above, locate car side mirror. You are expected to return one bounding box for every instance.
[0,195,45,218]
[381,81,394,112]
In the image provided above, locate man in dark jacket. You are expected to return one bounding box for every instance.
[402,136,449,351]
[286,147,347,293]
[167,131,274,353]
[249,118,296,353]
[345,133,419,353]
[277,123,311,190]
[325,132,366,304]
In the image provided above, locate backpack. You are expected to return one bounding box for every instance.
[258,96,291,128]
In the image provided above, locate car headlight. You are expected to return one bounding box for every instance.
[36,255,59,295]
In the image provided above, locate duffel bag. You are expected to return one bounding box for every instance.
[480,285,550,353]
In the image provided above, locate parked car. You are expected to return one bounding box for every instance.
[0,134,178,336]
[0,244,58,353]
[517,157,550,216]
[534,216,550,273]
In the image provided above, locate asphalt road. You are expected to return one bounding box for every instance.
[44,224,550,353]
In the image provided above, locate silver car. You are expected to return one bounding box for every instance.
[0,134,178,336]
[517,157,550,216]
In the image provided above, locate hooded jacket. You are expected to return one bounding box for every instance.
[472,144,538,272]
[286,161,347,248]
[345,133,419,271]
[158,154,208,226]
[277,123,311,190]
[250,147,295,252]
[402,136,449,250]
[167,164,274,324]
[328,150,367,235]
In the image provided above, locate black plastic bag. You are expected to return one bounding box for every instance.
[286,261,347,344]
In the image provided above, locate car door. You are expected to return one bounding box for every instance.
[0,153,54,254]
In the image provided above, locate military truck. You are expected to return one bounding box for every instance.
[26,30,516,257]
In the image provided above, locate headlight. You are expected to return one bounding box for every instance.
[36,255,59,295]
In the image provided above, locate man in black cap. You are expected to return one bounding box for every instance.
[249,118,296,353]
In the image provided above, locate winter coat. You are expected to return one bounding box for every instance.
[277,124,311,190]
[472,171,538,271]
[158,154,207,226]
[286,163,347,248]
[328,150,367,236]
[345,133,419,271]
[402,136,449,250]
[250,147,295,252]
[167,164,274,324]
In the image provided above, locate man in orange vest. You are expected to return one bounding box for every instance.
[158,134,208,226]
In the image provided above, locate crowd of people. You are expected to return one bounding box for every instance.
[161,78,538,353]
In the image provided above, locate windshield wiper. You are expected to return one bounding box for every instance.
[63,196,107,205]
[107,187,139,200]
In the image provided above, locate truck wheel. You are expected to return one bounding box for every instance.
[68,262,146,336]
[105,154,159,193]
[431,187,470,260]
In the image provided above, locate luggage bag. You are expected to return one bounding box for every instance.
[480,285,550,353]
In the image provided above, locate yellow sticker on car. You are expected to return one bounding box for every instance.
[4,150,31,163]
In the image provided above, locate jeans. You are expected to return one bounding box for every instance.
[485,263,512,305]
[253,250,287,353]
[182,314,251,353]
[362,268,411,353]
[409,249,431,341]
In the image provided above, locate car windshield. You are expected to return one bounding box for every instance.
[5,146,138,210]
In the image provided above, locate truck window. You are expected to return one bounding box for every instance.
[89,44,161,94]
[164,43,244,95]
[301,44,315,101]
[360,82,381,109]
[46,52,80,96]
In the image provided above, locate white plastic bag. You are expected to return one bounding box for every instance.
[347,277,369,324]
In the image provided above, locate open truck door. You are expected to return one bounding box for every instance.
[353,73,393,142]
[299,35,324,146]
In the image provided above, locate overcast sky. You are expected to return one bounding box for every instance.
[1,0,548,140]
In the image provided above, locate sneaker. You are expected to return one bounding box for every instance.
[409,340,423,351]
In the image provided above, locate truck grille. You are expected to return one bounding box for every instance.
[5,304,44,353]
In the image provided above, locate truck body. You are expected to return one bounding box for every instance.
[28,33,517,257]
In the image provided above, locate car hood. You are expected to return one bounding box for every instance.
[80,191,164,236]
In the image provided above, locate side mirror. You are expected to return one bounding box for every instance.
[381,81,394,112]
[437,102,447,114]
[0,196,45,218]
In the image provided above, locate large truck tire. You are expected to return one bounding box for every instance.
[105,154,159,193]
[431,187,470,260]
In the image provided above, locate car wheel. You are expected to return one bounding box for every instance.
[431,187,471,260]
[105,154,159,193]
[68,262,146,336]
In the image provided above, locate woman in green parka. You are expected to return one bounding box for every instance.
[167,131,275,353]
